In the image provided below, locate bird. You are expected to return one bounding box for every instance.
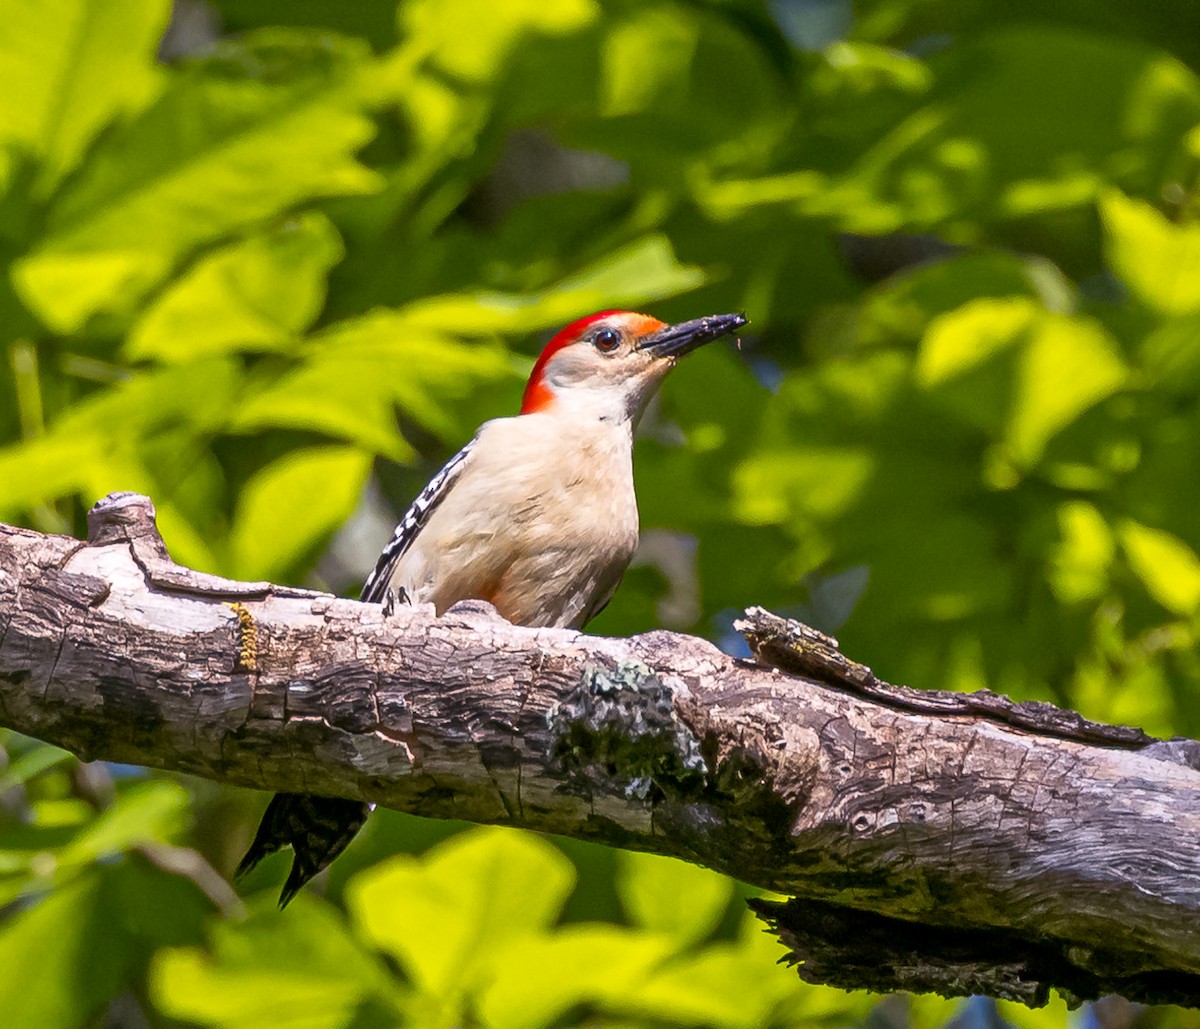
[236,308,748,906]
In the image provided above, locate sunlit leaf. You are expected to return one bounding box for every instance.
[230,314,519,457]
[397,0,597,86]
[626,941,802,1028]
[0,875,126,1029]
[392,235,706,335]
[151,896,398,1029]
[377,0,598,209]
[14,31,382,332]
[345,827,575,994]
[996,991,1080,1029]
[0,0,169,194]
[1049,502,1114,604]
[1119,519,1200,615]
[0,861,210,1029]
[625,911,871,1029]
[1139,313,1200,392]
[916,297,1038,391]
[0,435,105,516]
[59,780,190,868]
[0,358,242,519]
[838,28,1200,234]
[478,926,675,1029]
[229,446,372,581]
[0,742,72,791]
[125,212,344,363]
[55,358,241,437]
[602,7,699,118]
[917,298,1127,465]
[904,992,971,1029]
[1010,312,1126,466]
[617,850,734,945]
[856,252,1073,349]
[1101,189,1200,317]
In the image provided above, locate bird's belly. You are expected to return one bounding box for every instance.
[415,485,638,629]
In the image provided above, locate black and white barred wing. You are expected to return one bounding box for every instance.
[360,436,478,604]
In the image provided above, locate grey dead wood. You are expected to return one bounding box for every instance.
[2,492,1200,1008]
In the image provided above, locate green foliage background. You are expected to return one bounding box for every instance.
[2,0,1200,1026]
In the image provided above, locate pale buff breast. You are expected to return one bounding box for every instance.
[388,413,640,629]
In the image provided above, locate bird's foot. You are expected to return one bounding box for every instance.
[382,586,411,617]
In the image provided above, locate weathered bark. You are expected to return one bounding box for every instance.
[2,492,1199,1008]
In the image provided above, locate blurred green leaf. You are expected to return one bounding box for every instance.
[125,212,344,363]
[1101,190,1200,316]
[396,0,597,88]
[0,859,210,1029]
[478,925,676,1029]
[0,434,104,518]
[59,780,189,868]
[904,993,971,1029]
[14,31,382,332]
[616,850,734,945]
[1048,501,1115,604]
[0,358,240,520]
[0,741,72,791]
[0,0,170,195]
[393,235,706,336]
[1140,313,1200,392]
[1119,519,1200,615]
[798,27,1200,248]
[230,446,372,581]
[55,357,240,437]
[231,315,519,458]
[152,896,398,1029]
[996,992,1079,1029]
[346,827,575,994]
[624,915,840,1029]
[917,298,1127,466]
[854,251,1074,349]
[0,874,130,1029]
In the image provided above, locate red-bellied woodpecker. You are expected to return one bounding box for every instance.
[237,309,748,905]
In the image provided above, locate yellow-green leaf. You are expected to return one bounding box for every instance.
[1049,502,1114,604]
[1101,190,1200,317]
[0,0,169,193]
[125,213,344,363]
[345,827,575,995]
[392,236,705,336]
[617,850,733,945]
[1119,519,1200,615]
[229,446,372,581]
[478,926,674,1029]
[231,315,519,456]
[917,299,1126,465]
[15,31,381,332]
[151,898,397,1029]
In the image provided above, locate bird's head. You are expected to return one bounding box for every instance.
[520,310,748,422]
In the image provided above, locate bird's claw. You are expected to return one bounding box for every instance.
[382,587,411,617]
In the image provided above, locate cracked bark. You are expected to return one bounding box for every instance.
[2,492,1200,1009]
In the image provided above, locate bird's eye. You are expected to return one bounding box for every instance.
[593,328,621,353]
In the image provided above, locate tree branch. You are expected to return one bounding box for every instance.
[2,492,1199,1008]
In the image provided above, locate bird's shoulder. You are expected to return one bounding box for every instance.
[359,434,478,603]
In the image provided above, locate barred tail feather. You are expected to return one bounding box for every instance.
[237,793,371,908]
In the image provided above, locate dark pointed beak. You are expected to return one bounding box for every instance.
[637,312,748,360]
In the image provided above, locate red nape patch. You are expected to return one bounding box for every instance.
[520,310,623,414]
[519,310,663,414]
